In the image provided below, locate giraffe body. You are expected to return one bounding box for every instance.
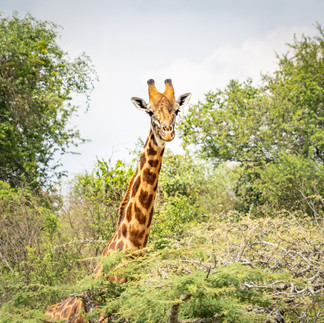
[45,297,84,322]
[45,79,191,322]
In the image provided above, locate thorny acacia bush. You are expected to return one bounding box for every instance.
[93,214,323,323]
[0,181,84,286]
[1,213,322,322]
[0,180,89,313]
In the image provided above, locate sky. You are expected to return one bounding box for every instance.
[1,0,323,180]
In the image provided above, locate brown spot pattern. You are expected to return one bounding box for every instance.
[129,227,146,247]
[117,209,125,226]
[139,189,153,209]
[148,159,159,167]
[151,133,157,146]
[147,142,157,156]
[132,176,141,197]
[140,153,146,169]
[118,169,137,225]
[122,223,127,238]
[134,203,146,225]
[126,202,133,222]
[143,167,157,185]
[46,126,171,320]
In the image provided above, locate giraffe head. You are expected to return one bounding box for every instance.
[131,79,191,144]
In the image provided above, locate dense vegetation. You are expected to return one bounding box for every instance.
[0,13,97,189]
[179,25,323,217]
[0,14,323,323]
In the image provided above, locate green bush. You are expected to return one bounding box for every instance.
[62,159,134,250]
[151,153,236,242]
[1,187,322,322]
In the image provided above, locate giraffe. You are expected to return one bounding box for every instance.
[45,79,191,322]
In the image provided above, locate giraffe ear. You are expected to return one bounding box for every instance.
[131,97,148,111]
[177,93,192,108]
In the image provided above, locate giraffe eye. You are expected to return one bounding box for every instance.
[175,109,180,115]
[147,111,154,117]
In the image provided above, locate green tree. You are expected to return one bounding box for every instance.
[151,152,239,242]
[64,159,135,251]
[152,153,202,241]
[180,26,323,164]
[179,26,323,215]
[0,13,97,189]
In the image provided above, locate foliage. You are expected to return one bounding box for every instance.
[0,181,87,290]
[180,80,267,163]
[0,158,134,320]
[151,152,238,243]
[179,26,324,215]
[99,260,274,323]
[70,214,324,322]
[62,159,135,253]
[0,181,56,281]
[151,152,203,242]
[180,26,323,163]
[1,214,322,322]
[253,154,323,214]
[265,24,324,162]
[0,13,97,189]
[196,161,239,216]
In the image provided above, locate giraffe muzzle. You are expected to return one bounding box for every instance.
[160,124,175,142]
[160,130,175,142]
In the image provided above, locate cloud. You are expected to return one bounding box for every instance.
[155,25,315,103]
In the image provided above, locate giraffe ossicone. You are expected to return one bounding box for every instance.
[45,79,191,322]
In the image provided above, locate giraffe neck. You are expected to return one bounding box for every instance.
[47,130,165,320]
[100,128,165,258]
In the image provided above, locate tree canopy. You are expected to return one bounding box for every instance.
[180,26,323,163]
[0,13,97,189]
[179,25,324,214]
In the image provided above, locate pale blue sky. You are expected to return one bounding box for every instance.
[1,0,323,180]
